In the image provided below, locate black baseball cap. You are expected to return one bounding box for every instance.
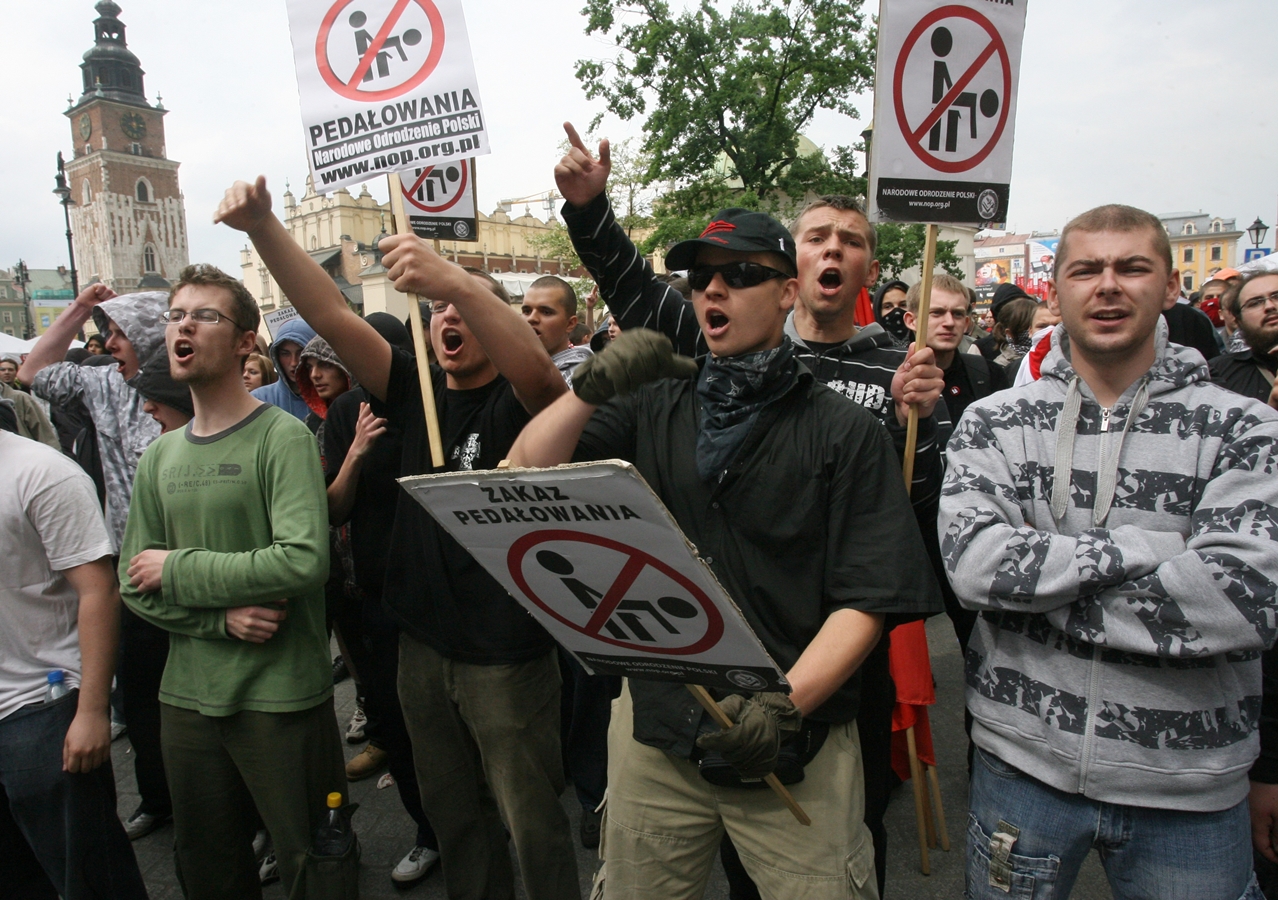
[665,208,797,272]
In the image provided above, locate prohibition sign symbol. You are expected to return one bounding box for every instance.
[403,162,468,214]
[316,0,446,103]
[893,5,1011,174]
[507,529,725,656]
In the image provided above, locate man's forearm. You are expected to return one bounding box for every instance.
[326,455,364,525]
[447,278,567,415]
[18,302,93,384]
[786,608,884,716]
[508,391,598,467]
[64,560,120,715]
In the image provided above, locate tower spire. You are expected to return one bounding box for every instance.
[75,1,147,108]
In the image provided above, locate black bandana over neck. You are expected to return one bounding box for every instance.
[695,339,798,481]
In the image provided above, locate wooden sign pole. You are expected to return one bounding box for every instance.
[900,222,938,493]
[386,172,445,468]
[686,684,811,826]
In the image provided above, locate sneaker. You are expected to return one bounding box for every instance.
[391,844,440,884]
[346,744,388,781]
[252,828,269,861]
[346,702,367,744]
[123,807,172,841]
[332,655,348,685]
[579,806,602,850]
[259,851,279,886]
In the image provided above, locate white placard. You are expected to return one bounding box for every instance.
[261,305,302,340]
[286,0,491,193]
[399,461,789,692]
[869,0,1027,225]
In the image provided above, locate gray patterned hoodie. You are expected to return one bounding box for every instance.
[940,318,1278,812]
[32,292,167,552]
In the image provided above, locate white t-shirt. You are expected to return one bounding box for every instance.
[0,431,113,721]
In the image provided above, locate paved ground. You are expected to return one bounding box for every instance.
[113,618,1115,898]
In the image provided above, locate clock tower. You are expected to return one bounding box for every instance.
[64,1,189,292]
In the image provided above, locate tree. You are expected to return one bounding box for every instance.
[576,0,875,202]
[874,224,964,281]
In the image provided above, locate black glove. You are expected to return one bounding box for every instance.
[573,328,699,405]
[695,692,803,778]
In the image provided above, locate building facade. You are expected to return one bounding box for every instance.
[63,1,189,293]
[1158,212,1241,293]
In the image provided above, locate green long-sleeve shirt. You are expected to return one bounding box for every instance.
[120,404,332,716]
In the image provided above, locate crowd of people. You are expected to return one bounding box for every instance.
[3,119,1278,900]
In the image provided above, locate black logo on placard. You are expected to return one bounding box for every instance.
[977,189,999,220]
[726,669,768,690]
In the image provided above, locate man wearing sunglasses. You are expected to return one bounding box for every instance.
[118,263,345,898]
[508,209,940,900]
[554,122,945,895]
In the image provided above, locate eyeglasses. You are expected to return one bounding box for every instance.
[428,301,452,315]
[1240,291,1278,314]
[686,262,792,292]
[160,308,250,330]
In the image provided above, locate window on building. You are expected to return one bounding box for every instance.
[143,244,157,272]
[130,143,143,156]
[136,179,150,202]
[1183,273,1194,291]
[1211,245,1222,261]
[2,311,10,323]
[1183,222,1196,235]
[1211,220,1223,233]
[310,235,318,250]
[1183,247,1194,263]
[82,180,92,204]
[259,266,272,299]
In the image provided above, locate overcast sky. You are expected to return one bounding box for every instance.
[3,0,1277,278]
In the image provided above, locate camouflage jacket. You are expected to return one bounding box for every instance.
[940,318,1278,812]
[32,293,167,552]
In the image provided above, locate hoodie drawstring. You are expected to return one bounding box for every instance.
[1050,376,1150,528]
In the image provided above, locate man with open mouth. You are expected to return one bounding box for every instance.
[554,121,947,896]
[214,176,579,900]
[508,206,940,900]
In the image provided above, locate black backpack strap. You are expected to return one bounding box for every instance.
[964,352,993,398]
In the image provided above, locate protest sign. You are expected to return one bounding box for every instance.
[869,0,1027,225]
[261,305,302,340]
[399,461,790,693]
[286,0,491,192]
[401,158,478,241]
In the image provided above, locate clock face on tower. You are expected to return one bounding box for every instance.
[120,112,147,140]
[79,114,92,139]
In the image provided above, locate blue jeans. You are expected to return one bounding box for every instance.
[966,746,1261,900]
[0,691,148,900]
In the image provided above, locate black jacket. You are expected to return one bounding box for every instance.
[561,193,947,508]
[574,363,943,757]
[1209,348,1276,406]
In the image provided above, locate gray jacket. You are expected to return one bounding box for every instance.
[32,292,167,551]
[940,319,1278,812]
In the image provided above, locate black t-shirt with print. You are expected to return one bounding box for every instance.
[372,348,552,664]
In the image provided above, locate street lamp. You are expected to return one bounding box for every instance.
[1247,217,1269,250]
[13,260,31,339]
[52,152,80,298]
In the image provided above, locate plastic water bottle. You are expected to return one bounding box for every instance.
[45,670,69,702]
[312,792,353,857]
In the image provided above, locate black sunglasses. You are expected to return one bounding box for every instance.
[686,261,792,291]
